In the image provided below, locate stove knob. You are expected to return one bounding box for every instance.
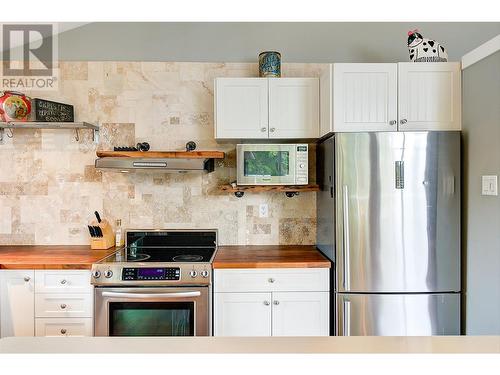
[104,270,113,278]
[92,270,101,279]
[189,270,198,278]
[201,270,209,278]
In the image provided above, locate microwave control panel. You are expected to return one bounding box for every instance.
[295,144,309,184]
[122,267,181,281]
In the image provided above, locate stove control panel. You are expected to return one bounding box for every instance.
[122,267,181,281]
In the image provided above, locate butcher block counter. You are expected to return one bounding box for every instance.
[0,245,118,270]
[213,245,331,269]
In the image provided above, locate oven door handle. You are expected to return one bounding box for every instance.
[101,291,201,299]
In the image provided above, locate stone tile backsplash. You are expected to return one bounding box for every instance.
[0,61,325,245]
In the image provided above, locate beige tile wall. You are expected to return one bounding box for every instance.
[0,61,326,245]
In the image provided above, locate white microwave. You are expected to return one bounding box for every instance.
[236,144,308,185]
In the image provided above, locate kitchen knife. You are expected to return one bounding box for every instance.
[94,211,102,223]
[96,226,103,237]
[88,225,95,237]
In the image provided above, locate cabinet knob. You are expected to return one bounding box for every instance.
[263,301,270,306]
[60,329,67,335]
[261,127,267,132]
[60,304,67,309]
[60,279,67,285]
[23,276,30,282]
[270,127,275,132]
[400,119,408,125]
[273,300,280,305]
[389,120,397,125]
[268,278,275,283]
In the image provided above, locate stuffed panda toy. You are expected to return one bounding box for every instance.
[407,29,448,62]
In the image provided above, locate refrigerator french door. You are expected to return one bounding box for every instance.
[319,131,461,336]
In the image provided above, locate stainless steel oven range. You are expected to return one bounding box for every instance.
[91,229,217,337]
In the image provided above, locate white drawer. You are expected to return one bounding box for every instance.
[214,268,329,293]
[35,293,93,318]
[35,318,93,337]
[35,270,92,294]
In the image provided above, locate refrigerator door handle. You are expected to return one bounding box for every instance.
[343,297,351,336]
[342,185,351,290]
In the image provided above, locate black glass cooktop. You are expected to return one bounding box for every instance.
[126,246,216,263]
[99,230,218,264]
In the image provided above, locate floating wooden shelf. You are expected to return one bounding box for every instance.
[0,121,99,143]
[218,184,320,198]
[96,150,225,159]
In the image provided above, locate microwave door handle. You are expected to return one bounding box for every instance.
[101,291,201,299]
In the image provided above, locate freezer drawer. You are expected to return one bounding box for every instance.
[337,293,460,336]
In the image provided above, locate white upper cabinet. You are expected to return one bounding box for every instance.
[268,78,319,138]
[215,78,269,139]
[320,62,462,136]
[215,77,320,140]
[332,63,398,133]
[398,62,461,131]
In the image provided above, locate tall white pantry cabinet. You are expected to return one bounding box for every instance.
[320,62,462,136]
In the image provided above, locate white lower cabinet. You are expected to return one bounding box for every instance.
[214,268,329,336]
[0,270,35,338]
[0,270,93,338]
[215,292,272,336]
[35,318,93,337]
[271,292,329,336]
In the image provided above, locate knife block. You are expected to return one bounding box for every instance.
[90,219,115,250]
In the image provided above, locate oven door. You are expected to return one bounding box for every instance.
[94,287,210,337]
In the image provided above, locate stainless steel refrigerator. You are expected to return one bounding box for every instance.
[317,131,461,336]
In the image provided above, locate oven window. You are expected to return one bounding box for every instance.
[243,151,289,177]
[109,302,194,336]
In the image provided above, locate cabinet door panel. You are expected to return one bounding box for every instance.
[398,62,461,131]
[333,63,398,132]
[35,270,92,294]
[272,292,329,336]
[35,318,93,337]
[214,292,272,336]
[268,78,319,138]
[0,270,35,337]
[215,78,268,139]
[35,293,93,318]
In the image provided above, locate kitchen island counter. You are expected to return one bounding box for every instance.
[213,245,331,269]
[0,245,118,270]
[0,336,499,353]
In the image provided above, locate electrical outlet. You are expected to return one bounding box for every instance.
[482,175,498,196]
[259,204,268,218]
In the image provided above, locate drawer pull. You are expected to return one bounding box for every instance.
[24,276,31,282]
[273,300,280,305]
[60,279,67,285]
[268,278,275,283]
[263,301,270,306]
[60,304,67,309]
[60,329,67,334]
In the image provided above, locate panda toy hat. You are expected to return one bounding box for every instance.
[407,29,448,62]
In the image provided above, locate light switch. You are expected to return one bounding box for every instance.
[259,204,269,218]
[482,175,498,196]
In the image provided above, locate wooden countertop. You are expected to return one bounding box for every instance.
[213,245,331,269]
[0,246,118,270]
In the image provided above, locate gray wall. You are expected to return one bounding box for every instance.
[463,51,500,334]
[15,22,500,63]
